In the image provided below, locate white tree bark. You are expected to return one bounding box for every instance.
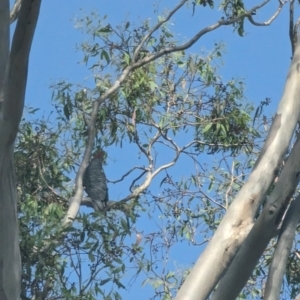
[295,293,300,300]
[0,0,41,299]
[263,196,300,300]
[211,132,300,299]
[175,31,300,300]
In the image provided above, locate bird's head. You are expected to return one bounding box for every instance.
[93,150,105,162]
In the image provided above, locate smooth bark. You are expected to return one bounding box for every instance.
[211,131,300,299]
[0,0,9,107]
[0,1,41,299]
[176,32,300,300]
[295,293,300,300]
[263,196,300,300]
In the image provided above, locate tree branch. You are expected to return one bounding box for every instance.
[4,0,41,142]
[10,0,22,24]
[0,0,9,110]
[247,0,286,26]
[211,132,300,299]
[289,0,295,55]
[108,166,147,184]
[132,0,188,61]
[264,196,300,300]
[131,0,276,71]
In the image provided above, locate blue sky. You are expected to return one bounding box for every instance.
[26,0,292,111]
[16,0,299,298]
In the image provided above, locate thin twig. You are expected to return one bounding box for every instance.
[247,0,286,26]
[199,190,226,210]
[108,166,147,183]
[130,170,148,192]
[132,0,189,61]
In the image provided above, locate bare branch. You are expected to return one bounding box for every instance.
[199,190,226,210]
[195,139,249,148]
[247,0,286,26]
[80,196,95,209]
[147,130,162,157]
[131,0,275,71]
[10,0,22,24]
[225,160,235,209]
[289,0,295,55]
[132,0,188,61]
[264,197,300,300]
[129,170,147,192]
[5,0,41,140]
[293,17,300,54]
[76,196,130,214]
[152,137,181,178]
[108,166,147,184]
[132,127,156,163]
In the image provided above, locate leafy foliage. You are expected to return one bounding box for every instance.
[15,2,298,300]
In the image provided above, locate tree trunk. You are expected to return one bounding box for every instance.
[0,146,21,300]
[175,31,300,300]
[212,132,300,299]
[264,196,300,300]
[0,1,41,298]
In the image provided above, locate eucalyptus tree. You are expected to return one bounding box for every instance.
[0,1,41,299]
[1,0,295,299]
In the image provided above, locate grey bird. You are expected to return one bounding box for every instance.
[83,151,108,211]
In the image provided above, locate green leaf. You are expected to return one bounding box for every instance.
[88,252,95,262]
[203,123,213,133]
[101,50,110,64]
[80,231,85,243]
[120,218,129,231]
[100,278,111,286]
[63,104,70,120]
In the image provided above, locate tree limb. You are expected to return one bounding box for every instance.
[132,0,188,61]
[108,166,147,184]
[263,196,300,300]
[4,0,42,142]
[289,0,295,55]
[10,0,22,24]
[0,1,41,299]
[176,13,300,300]
[211,132,300,299]
[247,0,286,26]
[0,0,9,110]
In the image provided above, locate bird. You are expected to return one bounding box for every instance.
[83,151,108,211]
